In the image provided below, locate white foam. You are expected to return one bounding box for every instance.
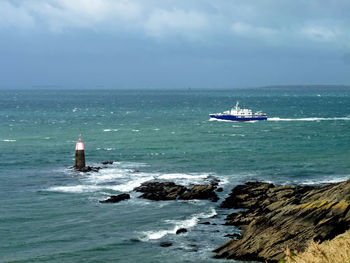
[86,169,124,184]
[132,129,140,132]
[48,174,155,193]
[157,173,212,186]
[103,129,112,132]
[209,118,232,122]
[268,117,350,122]
[47,162,216,195]
[109,176,155,192]
[300,177,349,185]
[140,208,217,241]
[3,139,16,142]
[105,148,114,151]
[158,173,208,180]
[48,185,101,193]
[210,118,258,123]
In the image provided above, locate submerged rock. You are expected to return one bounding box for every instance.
[101,161,114,165]
[160,242,173,247]
[214,180,350,262]
[176,228,188,234]
[76,166,101,172]
[99,194,130,203]
[216,187,224,192]
[134,181,219,202]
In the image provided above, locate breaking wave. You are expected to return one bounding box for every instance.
[46,162,220,194]
[139,208,217,241]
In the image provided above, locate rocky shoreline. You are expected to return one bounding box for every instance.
[214,180,350,262]
[83,162,350,262]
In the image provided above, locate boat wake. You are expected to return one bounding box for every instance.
[209,118,258,123]
[268,117,350,122]
[139,208,217,241]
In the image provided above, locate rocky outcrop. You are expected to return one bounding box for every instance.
[134,181,219,202]
[160,242,173,247]
[76,166,101,172]
[214,180,350,262]
[176,228,188,234]
[179,184,219,202]
[102,161,114,165]
[99,193,130,203]
[134,182,187,201]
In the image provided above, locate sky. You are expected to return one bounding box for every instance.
[0,0,350,89]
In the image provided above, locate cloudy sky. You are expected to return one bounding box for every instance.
[1,0,350,89]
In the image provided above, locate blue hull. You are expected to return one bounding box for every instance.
[210,115,267,121]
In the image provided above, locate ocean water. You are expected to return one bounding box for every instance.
[1,87,350,263]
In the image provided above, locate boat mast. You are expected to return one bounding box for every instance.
[235,101,239,110]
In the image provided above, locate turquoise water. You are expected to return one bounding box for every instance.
[1,87,350,262]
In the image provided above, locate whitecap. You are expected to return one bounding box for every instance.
[103,129,112,132]
[132,129,140,132]
[105,148,114,151]
[3,139,16,142]
[48,185,101,193]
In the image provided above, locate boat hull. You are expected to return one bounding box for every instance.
[210,115,267,121]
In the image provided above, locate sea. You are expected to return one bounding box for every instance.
[1,86,350,263]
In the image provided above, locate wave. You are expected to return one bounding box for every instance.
[104,148,114,151]
[46,162,220,195]
[157,173,208,180]
[299,176,350,185]
[139,208,217,241]
[210,118,258,123]
[108,176,155,192]
[268,117,350,122]
[157,173,216,186]
[209,118,232,122]
[2,139,16,142]
[48,185,101,193]
[230,134,245,137]
[103,129,118,132]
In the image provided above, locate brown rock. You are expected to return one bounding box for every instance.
[214,179,350,262]
[99,193,130,203]
[179,184,219,202]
